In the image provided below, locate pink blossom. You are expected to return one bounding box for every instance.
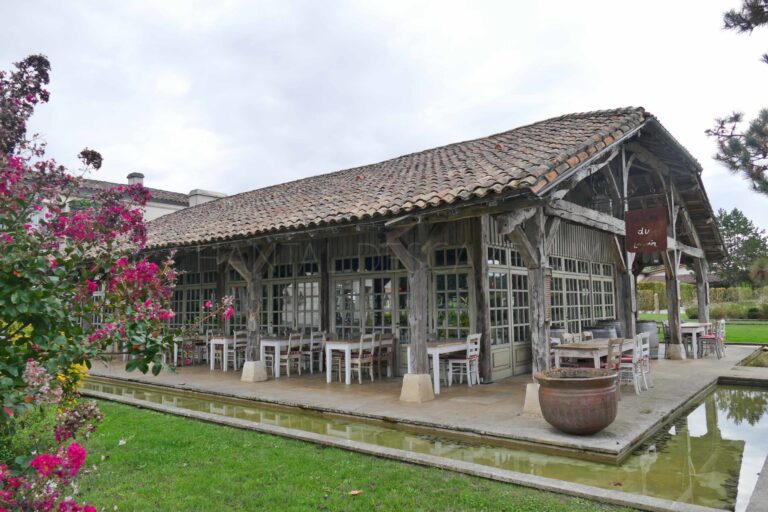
[63,442,86,476]
[86,280,98,293]
[0,233,12,244]
[203,300,213,310]
[223,306,235,319]
[49,258,58,269]
[29,453,62,477]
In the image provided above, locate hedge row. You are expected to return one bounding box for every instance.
[686,302,768,320]
[638,283,768,312]
[637,282,695,310]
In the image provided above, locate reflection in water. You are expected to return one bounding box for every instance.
[84,379,768,511]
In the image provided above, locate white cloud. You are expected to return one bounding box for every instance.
[0,0,765,229]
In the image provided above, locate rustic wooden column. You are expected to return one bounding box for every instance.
[215,255,228,329]
[692,258,710,324]
[526,220,549,375]
[229,242,275,381]
[663,249,684,358]
[506,208,550,374]
[621,152,637,337]
[319,239,331,334]
[470,215,492,383]
[387,224,434,402]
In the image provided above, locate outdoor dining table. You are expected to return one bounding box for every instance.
[325,337,394,385]
[680,322,712,360]
[209,336,235,371]
[407,340,468,395]
[259,336,324,378]
[552,338,634,369]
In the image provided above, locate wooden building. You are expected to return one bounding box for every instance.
[145,107,724,398]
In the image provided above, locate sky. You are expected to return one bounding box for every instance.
[1,0,767,230]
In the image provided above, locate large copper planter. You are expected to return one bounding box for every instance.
[535,368,618,435]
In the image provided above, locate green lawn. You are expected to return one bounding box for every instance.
[638,313,768,344]
[77,401,634,512]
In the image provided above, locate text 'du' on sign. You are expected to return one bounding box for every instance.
[626,207,668,253]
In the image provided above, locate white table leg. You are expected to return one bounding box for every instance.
[173,343,178,367]
[432,352,440,395]
[260,343,265,362]
[593,351,600,368]
[222,340,228,372]
[344,347,352,385]
[692,332,698,360]
[319,346,324,373]
[407,346,412,374]
[325,346,332,383]
[275,346,281,379]
[210,342,214,371]
[554,351,561,369]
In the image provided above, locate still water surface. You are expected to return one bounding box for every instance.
[84,378,768,511]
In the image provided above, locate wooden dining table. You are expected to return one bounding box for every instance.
[407,340,467,395]
[680,322,711,360]
[324,337,396,384]
[552,338,634,368]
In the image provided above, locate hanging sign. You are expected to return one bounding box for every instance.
[626,207,667,253]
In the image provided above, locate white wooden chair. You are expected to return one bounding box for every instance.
[619,334,643,395]
[208,330,225,369]
[302,330,325,374]
[278,331,303,377]
[603,338,624,401]
[549,337,561,368]
[349,333,375,384]
[637,331,652,389]
[699,320,726,359]
[581,331,594,341]
[374,332,395,378]
[229,330,249,370]
[447,333,481,387]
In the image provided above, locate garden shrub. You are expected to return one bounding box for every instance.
[686,307,699,319]
[747,307,761,319]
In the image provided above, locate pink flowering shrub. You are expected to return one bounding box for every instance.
[0,441,95,511]
[0,54,182,422]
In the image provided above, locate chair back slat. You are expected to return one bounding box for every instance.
[606,338,624,371]
[582,331,594,341]
[309,330,325,351]
[466,333,481,360]
[286,331,302,354]
[359,333,375,357]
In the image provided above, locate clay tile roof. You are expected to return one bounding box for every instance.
[80,179,189,206]
[147,107,649,249]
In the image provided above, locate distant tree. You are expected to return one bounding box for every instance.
[706,1,768,196]
[751,257,768,287]
[713,208,768,286]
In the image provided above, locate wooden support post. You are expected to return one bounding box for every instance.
[319,239,330,334]
[471,215,492,383]
[527,212,549,375]
[692,258,710,324]
[388,224,434,402]
[507,208,550,375]
[619,148,637,338]
[663,249,684,359]
[215,254,227,328]
[229,243,275,362]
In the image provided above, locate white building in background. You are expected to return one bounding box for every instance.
[78,172,226,221]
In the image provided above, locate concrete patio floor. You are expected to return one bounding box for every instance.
[89,345,768,462]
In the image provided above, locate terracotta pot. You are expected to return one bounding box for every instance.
[535,368,618,435]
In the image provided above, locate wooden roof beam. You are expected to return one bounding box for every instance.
[544,199,625,236]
